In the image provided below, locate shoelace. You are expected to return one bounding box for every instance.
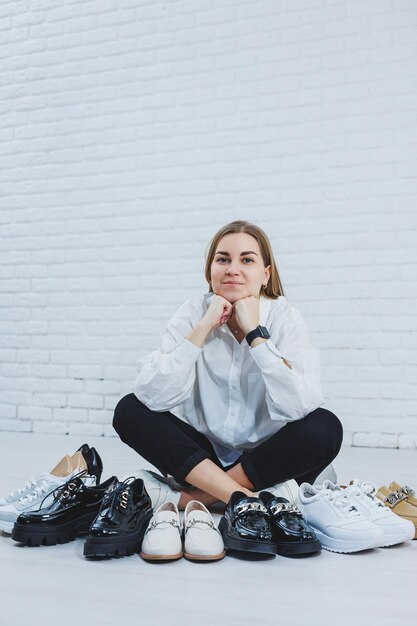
[318,488,359,517]
[101,476,136,516]
[18,480,54,506]
[6,477,46,503]
[36,469,88,510]
[345,480,388,511]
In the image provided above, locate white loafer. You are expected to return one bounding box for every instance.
[183,500,225,561]
[140,501,183,561]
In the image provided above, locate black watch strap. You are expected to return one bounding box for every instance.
[246,325,270,346]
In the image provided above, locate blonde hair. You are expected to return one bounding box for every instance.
[204,220,285,300]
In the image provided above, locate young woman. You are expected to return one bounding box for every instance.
[113,220,343,511]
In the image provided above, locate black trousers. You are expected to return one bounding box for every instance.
[113,393,343,491]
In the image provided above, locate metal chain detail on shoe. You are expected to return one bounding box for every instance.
[270,502,302,516]
[383,490,408,508]
[400,485,415,498]
[235,502,268,515]
[145,518,181,534]
[185,518,220,534]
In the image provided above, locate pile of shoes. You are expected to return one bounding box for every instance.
[0,444,102,535]
[2,451,415,562]
[0,447,227,561]
[296,479,415,553]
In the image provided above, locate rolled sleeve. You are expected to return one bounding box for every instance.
[132,300,203,411]
[248,306,325,421]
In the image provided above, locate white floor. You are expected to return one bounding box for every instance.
[0,432,416,626]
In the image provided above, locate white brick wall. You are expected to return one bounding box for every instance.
[1,0,416,448]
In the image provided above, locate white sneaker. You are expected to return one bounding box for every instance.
[260,479,299,505]
[133,470,181,510]
[329,479,415,547]
[0,469,96,534]
[183,500,225,561]
[0,453,86,507]
[140,501,183,561]
[298,482,384,553]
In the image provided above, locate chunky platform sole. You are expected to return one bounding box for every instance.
[275,538,321,557]
[218,517,276,556]
[310,525,383,553]
[84,512,153,558]
[11,512,94,547]
[0,520,14,534]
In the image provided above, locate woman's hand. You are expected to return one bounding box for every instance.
[202,294,260,334]
[233,296,260,334]
[202,295,234,330]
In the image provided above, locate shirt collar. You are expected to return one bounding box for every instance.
[203,292,271,335]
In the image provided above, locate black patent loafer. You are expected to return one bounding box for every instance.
[11,472,118,547]
[259,492,321,557]
[218,491,276,556]
[83,477,153,558]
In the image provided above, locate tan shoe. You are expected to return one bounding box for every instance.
[388,481,417,508]
[376,486,417,538]
[50,452,87,477]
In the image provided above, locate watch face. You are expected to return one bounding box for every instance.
[259,326,270,338]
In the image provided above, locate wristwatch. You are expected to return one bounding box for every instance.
[245,325,271,346]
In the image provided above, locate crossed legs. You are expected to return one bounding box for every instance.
[113,393,343,508]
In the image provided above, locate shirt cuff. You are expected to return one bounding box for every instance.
[174,336,203,365]
[249,339,297,376]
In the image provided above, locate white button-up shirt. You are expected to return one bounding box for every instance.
[132,292,325,466]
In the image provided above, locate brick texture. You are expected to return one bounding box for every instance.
[1,1,416,448]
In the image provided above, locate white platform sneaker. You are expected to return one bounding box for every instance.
[0,454,91,534]
[327,479,415,547]
[140,501,183,561]
[260,479,299,505]
[183,500,225,561]
[298,482,384,553]
[0,452,86,507]
[133,470,181,510]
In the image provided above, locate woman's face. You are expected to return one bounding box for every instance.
[210,233,271,303]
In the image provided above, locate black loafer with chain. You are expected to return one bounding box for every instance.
[218,491,276,556]
[259,491,321,556]
[84,477,153,558]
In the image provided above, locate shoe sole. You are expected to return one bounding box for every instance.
[183,550,226,562]
[218,518,276,556]
[275,539,322,557]
[84,512,153,558]
[0,521,14,534]
[140,551,183,562]
[309,525,383,553]
[11,513,94,547]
